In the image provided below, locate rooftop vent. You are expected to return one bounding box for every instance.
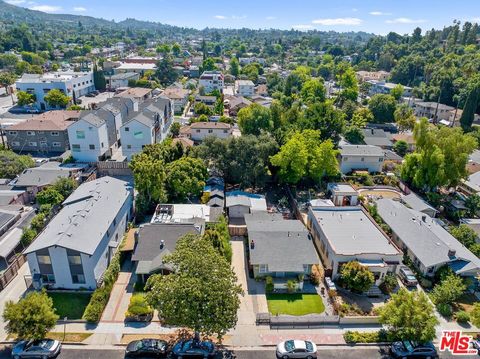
[160,239,165,249]
[448,249,456,258]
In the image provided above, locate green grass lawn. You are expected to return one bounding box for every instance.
[48,292,92,320]
[266,293,325,316]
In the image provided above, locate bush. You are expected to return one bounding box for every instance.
[21,227,37,246]
[126,293,153,318]
[437,303,453,318]
[265,276,274,293]
[344,330,390,343]
[310,264,323,285]
[286,280,296,293]
[379,273,397,294]
[456,310,470,324]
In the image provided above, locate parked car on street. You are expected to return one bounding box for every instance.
[390,341,438,358]
[276,339,317,359]
[125,339,168,357]
[399,267,418,287]
[172,336,216,358]
[11,339,61,359]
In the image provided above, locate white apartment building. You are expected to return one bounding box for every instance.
[67,114,109,162]
[16,71,95,110]
[235,80,255,97]
[199,71,224,93]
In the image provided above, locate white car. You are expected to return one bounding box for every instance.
[276,339,317,359]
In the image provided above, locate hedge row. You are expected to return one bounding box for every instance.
[82,238,125,322]
[343,330,390,344]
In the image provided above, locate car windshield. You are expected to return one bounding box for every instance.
[305,341,314,352]
[284,340,295,351]
[407,274,417,281]
[403,341,414,352]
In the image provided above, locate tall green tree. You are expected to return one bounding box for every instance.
[394,103,416,132]
[270,132,309,184]
[339,261,374,293]
[16,91,35,107]
[368,94,397,123]
[44,89,70,108]
[155,55,178,86]
[0,150,34,178]
[3,291,59,340]
[300,78,326,105]
[301,102,345,144]
[230,57,240,77]
[165,157,207,200]
[460,84,480,131]
[431,274,466,305]
[93,64,106,91]
[36,187,64,206]
[237,103,273,136]
[379,288,438,342]
[146,234,242,339]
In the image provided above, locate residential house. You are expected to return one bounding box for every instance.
[355,70,390,82]
[239,57,266,65]
[225,95,252,116]
[0,227,23,269]
[225,190,267,220]
[246,213,318,281]
[459,171,480,197]
[307,206,402,284]
[161,87,190,115]
[327,183,358,206]
[132,223,204,282]
[391,132,415,152]
[106,72,140,90]
[26,177,133,289]
[376,198,480,278]
[199,71,224,93]
[113,62,157,75]
[116,87,153,103]
[255,84,268,97]
[151,203,221,224]
[188,122,232,143]
[467,150,480,175]
[16,71,95,111]
[414,101,455,122]
[367,80,412,98]
[67,113,109,162]
[362,129,393,149]
[235,80,255,97]
[11,161,87,202]
[194,95,217,109]
[188,65,200,78]
[401,193,437,218]
[6,111,80,154]
[338,145,385,174]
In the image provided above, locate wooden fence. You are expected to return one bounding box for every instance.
[0,254,26,291]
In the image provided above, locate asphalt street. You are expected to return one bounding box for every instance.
[0,346,477,359]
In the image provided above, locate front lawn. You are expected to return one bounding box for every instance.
[48,292,92,320]
[455,292,478,313]
[266,293,325,316]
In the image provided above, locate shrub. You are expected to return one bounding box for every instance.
[437,303,453,318]
[20,227,37,246]
[456,310,470,324]
[126,293,153,318]
[265,276,274,293]
[286,280,296,293]
[339,261,375,293]
[379,273,397,294]
[310,264,323,285]
[344,330,390,344]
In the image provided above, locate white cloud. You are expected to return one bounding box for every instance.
[265,16,276,20]
[29,4,62,12]
[292,24,314,30]
[5,0,26,5]
[231,15,246,20]
[370,11,392,16]
[73,6,87,12]
[351,8,358,12]
[385,17,427,24]
[312,17,363,26]
[214,14,246,20]
[214,15,227,19]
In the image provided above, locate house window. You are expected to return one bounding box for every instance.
[52,142,61,147]
[196,129,201,133]
[41,274,55,284]
[68,254,82,265]
[76,130,85,139]
[124,127,129,132]
[361,157,365,162]
[8,131,17,136]
[72,274,85,284]
[28,141,37,147]
[27,131,35,136]
[51,131,59,136]
[40,141,47,147]
[223,130,228,133]
[127,145,131,149]
[37,255,51,265]
[208,129,213,133]
[89,144,95,150]
[379,158,384,162]
[11,141,20,147]
[133,131,144,139]
[72,144,81,152]
[101,142,104,148]
[258,264,268,274]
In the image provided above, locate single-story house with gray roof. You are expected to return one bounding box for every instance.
[132,223,203,282]
[376,198,480,278]
[401,192,438,218]
[307,206,402,284]
[245,212,318,279]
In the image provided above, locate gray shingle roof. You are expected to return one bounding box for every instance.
[340,145,385,157]
[376,198,480,274]
[309,206,401,256]
[402,193,437,215]
[362,129,393,147]
[25,177,132,255]
[245,213,318,272]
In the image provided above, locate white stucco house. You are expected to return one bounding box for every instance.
[199,71,224,93]
[26,177,133,290]
[339,145,385,174]
[67,113,109,162]
[189,122,232,142]
[235,80,255,97]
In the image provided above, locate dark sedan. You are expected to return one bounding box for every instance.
[171,338,216,358]
[125,339,168,357]
[390,341,438,358]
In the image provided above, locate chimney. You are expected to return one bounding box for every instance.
[160,239,165,249]
[448,249,456,258]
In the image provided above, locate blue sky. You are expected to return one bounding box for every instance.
[6,0,480,35]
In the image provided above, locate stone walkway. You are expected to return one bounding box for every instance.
[101,261,135,323]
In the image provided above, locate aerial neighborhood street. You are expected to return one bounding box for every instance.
[0,0,480,358]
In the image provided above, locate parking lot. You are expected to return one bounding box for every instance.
[78,91,114,109]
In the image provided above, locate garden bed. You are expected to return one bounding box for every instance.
[266,293,325,316]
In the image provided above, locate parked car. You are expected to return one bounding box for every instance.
[390,341,438,358]
[125,339,168,357]
[11,339,61,359]
[276,339,317,359]
[171,336,215,358]
[399,267,418,287]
